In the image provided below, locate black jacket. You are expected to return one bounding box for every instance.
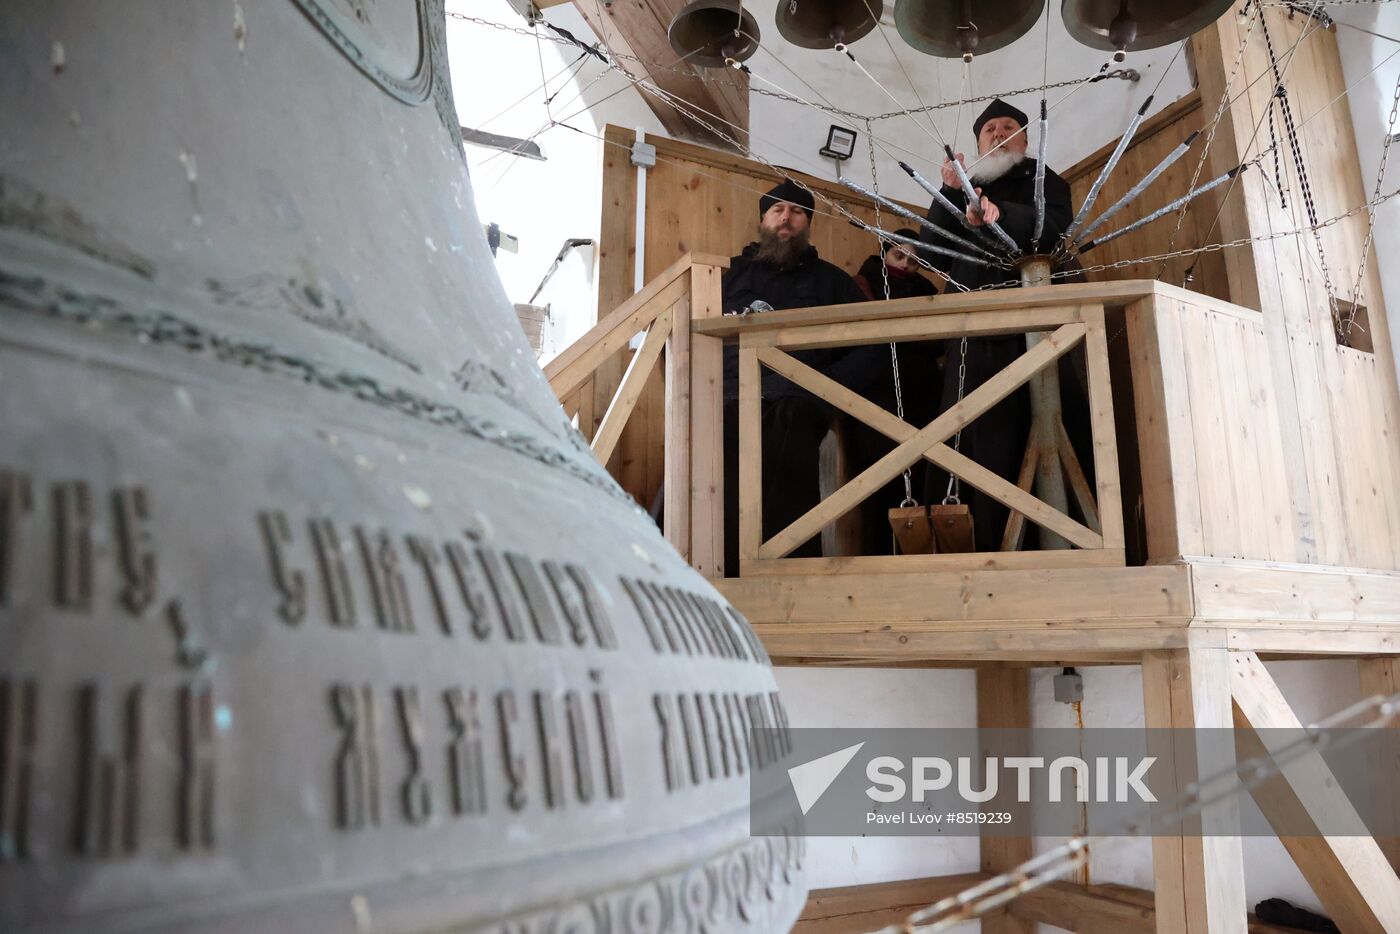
[923,157,1072,291]
[721,243,873,400]
[853,254,938,301]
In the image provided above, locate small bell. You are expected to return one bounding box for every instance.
[668,0,762,68]
[895,0,1044,59]
[1063,0,1233,54]
[776,0,879,50]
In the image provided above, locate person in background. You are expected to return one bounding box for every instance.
[920,98,1081,551]
[720,179,875,574]
[852,231,939,303]
[849,231,943,554]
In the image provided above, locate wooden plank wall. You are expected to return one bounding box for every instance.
[596,126,934,509]
[1192,4,1400,571]
[1130,294,1298,563]
[1061,91,1232,304]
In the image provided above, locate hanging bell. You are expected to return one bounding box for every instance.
[775,0,880,50]
[1062,0,1234,58]
[894,0,1046,61]
[669,0,762,68]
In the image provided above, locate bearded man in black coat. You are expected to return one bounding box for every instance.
[720,179,876,573]
[921,99,1080,551]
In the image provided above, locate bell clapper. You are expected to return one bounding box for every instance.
[1108,0,1136,62]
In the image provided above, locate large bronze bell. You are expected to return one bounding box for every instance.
[669,0,763,68]
[894,0,1046,61]
[0,1,806,931]
[1062,0,1234,56]
[776,0,882,50]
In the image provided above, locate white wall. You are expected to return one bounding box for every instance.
[1335,7,1400,369]
[451,8,1392,925]
[447,2,664,360]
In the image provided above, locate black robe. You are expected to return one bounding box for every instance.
[920,157,1082,551]
[720,242,872,401]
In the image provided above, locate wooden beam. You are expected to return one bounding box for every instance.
[721,564,1192,624]
[591,306,672,464]
[1082,303,1125,550]
[1357,657,1400,875]
[573,0,749,149]
[792,873,991,933]
[691,279,1258,339]
[663,293,691,559]
[688,261,726,577]
[1229,651,1400,933]
[1141,644,1248,934]
[738,345,761,562]
[545,251,724,396]
[744,306,1085,351]
[978,668,1035,934]
[1008,881,1310,933]
[739,547,1126,577]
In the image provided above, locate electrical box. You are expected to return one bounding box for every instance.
[630,140,656,168]
[1054,669,1084,704]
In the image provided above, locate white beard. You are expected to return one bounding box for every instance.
[968,148,1027,185]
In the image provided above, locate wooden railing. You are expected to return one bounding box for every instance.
[544,252,729,576]
[726,299,1125,575]
[549,265,1398,580]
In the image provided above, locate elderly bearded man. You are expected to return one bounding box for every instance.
[720,179,875,573]
[920,99,1083,552]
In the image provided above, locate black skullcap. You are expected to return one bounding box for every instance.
[759,179,815,219]
[892,227,921,242]
[972,98,1028,140]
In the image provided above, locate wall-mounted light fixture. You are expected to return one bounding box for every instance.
[819,124,858,179]
[820,124,858,160]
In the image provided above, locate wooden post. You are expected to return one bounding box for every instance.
[689,261,726,578]
[738,342,762,569]
[665,288,692,561]
[593,126,638,445]
[977,667,1035,934]
[1126,296,1204,561]
[1357,657,1400,875]
[1082,304,1124,551]
[1141,641,1248,934]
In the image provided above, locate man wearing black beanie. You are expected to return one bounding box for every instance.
[919,98,1085,551]
[719,177,875,573]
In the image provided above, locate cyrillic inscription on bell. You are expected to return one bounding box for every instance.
[0,1,805,930]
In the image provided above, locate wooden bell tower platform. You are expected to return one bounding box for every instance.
[542,1,1400,928]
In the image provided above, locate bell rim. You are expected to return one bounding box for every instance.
[1060,0,1235,52]
[893,0,1046,59]
[668,0,763,67]
[774,0,882,51]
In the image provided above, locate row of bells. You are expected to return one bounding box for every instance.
[669,0,1234,66]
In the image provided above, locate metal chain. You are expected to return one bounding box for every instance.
[944,338,967,505]
[445,11,1136,125]
[867,120,917,509]
[1344,69,1400,341]
[1057,183,1400,281]
[1255,4,1345,331]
